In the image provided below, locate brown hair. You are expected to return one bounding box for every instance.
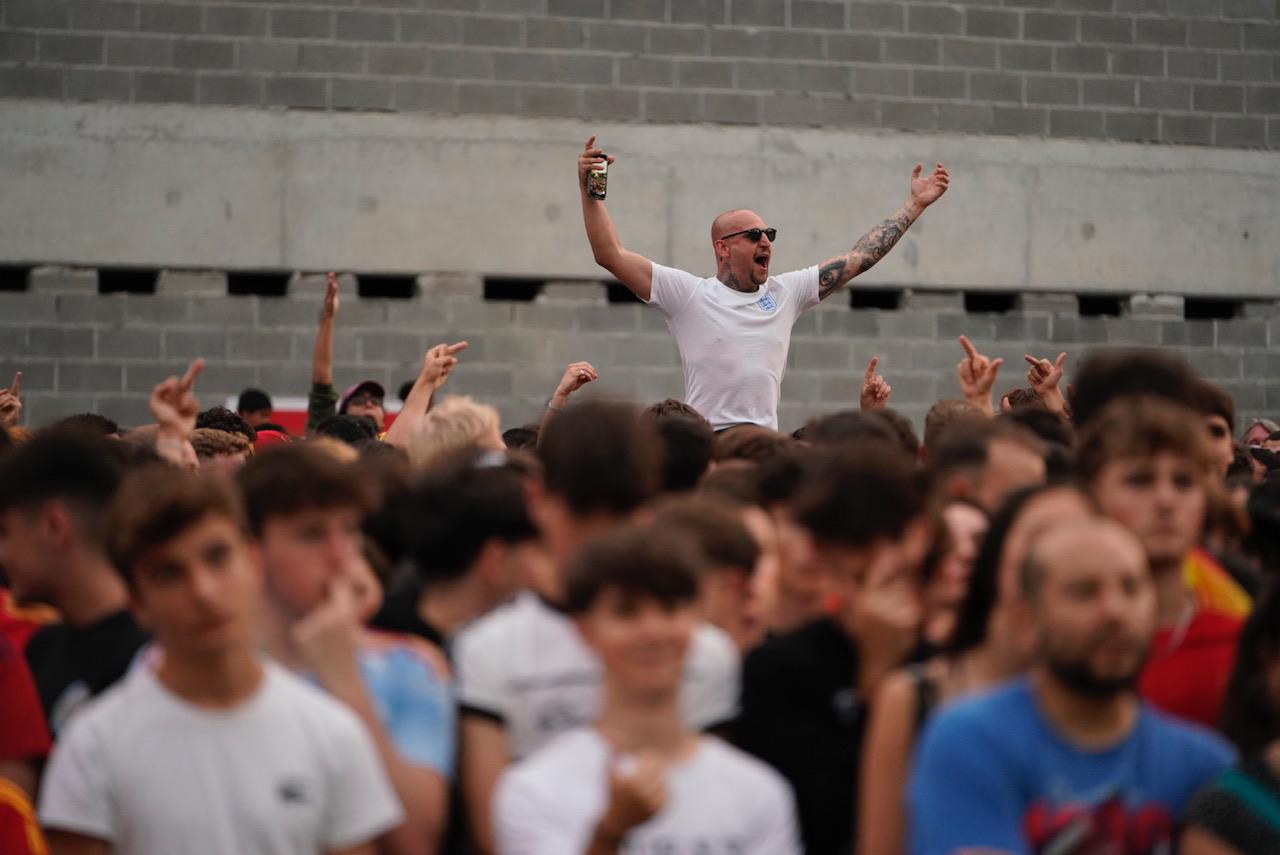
[713,425,797,463]
[647,494,760,576]
[538,399,662,516]
[1075,397,1215,485]
[924,398,985,452]
[1190,379,1236,435]
[236,442,374,537]
[105,466,247,584]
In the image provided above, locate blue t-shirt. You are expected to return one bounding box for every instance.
[908,678,1234,855]
[356,633,456,779]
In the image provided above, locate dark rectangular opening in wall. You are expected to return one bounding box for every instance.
[1184,298,1241,320]
[605,281,643,305]
[98,268,158,294]
[483,278,542,302]
[227,271,289,297]
[357,274,416,299]
[850,288,902,310]
[1078,295,1124,317]
[964,291,1017,314]
[0,265,30,292]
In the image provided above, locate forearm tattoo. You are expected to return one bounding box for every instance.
[818,210,915,300]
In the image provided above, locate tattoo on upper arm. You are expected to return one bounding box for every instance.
[818,259,847,297]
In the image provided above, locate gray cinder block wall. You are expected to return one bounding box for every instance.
[4,266,1279,434]
[2,0,1278,146]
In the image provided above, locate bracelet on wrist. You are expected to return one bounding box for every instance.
[547,399,565,413]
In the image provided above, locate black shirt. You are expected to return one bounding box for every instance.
[25,608,149,737]
[734,617,863,855]
[370,580,447,650]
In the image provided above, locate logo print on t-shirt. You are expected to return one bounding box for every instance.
[277,777,312,805]
[756,293,778,313]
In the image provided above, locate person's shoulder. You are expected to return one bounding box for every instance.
[453,594,529,651]
[699,736,792,794]
[690,621,738,665]
[923,678,1035,745]
[506,728,605,783]
[361,629,451,682]
[746,618,842,669]
[1140,703,1236,765]
[266,662,368,734]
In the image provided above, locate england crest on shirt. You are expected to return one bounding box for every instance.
[756,292,778,313]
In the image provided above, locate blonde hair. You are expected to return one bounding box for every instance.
[189,428,252,460]
[408,395,501,469]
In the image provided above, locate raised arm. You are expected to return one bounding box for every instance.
[384,342,468,449]
[579,136,653,302]
[0,371,22,429]
[816,163,950,301]
[537,361,597,445]
[150,359,203,469]
[306,273,342,435]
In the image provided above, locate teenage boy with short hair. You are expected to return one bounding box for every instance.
[493,525,800,854]
[39,466,401,855]
[238,443,454,855]
[454,401,739,853]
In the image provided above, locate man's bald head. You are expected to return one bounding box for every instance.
[1020,518,1146,601]
[711,209,762,244]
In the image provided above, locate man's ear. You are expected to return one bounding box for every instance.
[40,501,77,554]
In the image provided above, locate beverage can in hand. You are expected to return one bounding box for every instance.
[588,155,608,200]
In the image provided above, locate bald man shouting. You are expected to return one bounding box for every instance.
[577,136,950,431]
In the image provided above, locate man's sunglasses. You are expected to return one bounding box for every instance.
[717,227,777,243]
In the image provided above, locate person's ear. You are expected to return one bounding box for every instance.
[40,501,77,553]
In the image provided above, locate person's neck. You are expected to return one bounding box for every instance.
[1029,668,1139,750]
[417,578,488,638]
[959,643,1022,691]
[57,551,131,628]
[715,264,759,294]
[257,599,306,671]
[1151,560,1194,629]
[596,682,692,758]
[155,643,263,709]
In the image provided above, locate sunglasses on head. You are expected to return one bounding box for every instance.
[717,227,777,243]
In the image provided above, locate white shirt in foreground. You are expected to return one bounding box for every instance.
[39,659,404,855]
[647,263,821,431]
[454,591,740,760]
[495,728,802,855]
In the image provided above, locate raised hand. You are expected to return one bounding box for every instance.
[421,341,469,392]
[1024,351,1068,416]
[151,359,204,436]
[955,335,1002,415]
[597,752,668,843]
[859,357,891,411]
[552,361,598,408]
[0,371,22,429]
[910,162,950,208]
[322,271,340,320]
[578,135,615,193]
[292,578,362,681]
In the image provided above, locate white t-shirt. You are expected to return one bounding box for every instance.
[494,729,802,855]
[39,659,404,855]
[454,591,740,760]
[647,263,821,431]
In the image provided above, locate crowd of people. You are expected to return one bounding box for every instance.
[1,140,1279,855]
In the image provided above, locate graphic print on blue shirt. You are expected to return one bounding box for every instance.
[908,678,1235,855]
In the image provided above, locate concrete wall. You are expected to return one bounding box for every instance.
[1,102,1279,295]
[4,265,1279,436]
[3,0,1278,147]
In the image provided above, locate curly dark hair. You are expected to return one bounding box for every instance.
[195,406,256,443]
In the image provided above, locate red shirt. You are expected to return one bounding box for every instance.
[0,635,50,762]
[1138,609,1242,728]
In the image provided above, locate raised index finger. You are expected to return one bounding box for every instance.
[178,358,205,392]
[863,356,879,384]
[10,371,20,398]
[958,335,979,363]
[446,341,470,355]
[584,135,596,151]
